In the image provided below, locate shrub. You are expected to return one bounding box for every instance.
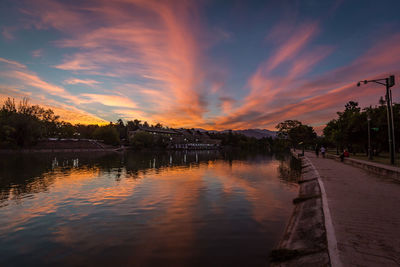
[93,126,120,145]
[129,131,155,149]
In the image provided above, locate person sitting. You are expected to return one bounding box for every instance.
[340,149,349,162]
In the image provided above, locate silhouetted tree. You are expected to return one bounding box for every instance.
[93,126,120,145]
[276,120,316,149]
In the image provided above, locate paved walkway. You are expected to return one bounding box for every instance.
[304,152,400,267]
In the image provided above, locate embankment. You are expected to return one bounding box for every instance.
[270,154,330,266]
[327,153,400,182]
[0,139,120,153]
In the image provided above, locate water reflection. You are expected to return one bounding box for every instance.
[0,151,298,266]
[278,155,302,183]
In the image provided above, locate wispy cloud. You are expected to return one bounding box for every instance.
[81,93,136,108]
[3,1,400,131]
[22,0,213,127]
[264,22,319,73]
[1,26,15,40]
[0,57,107,124]
[214,33,400,131]
[64,78,101,86]
[213,21,324,129]
[0,57,27,69]
[0,92,108,125]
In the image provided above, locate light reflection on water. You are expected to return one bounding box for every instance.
[0,151,299,266]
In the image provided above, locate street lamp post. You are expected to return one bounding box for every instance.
[357,75,396,164]
[367,114,372,160]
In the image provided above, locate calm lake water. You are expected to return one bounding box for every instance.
[0,151,300,266]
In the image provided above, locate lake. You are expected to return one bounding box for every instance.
[0,151,300,266]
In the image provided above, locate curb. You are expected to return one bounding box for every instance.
[326,153,400,181]
[305,156,342,267]
[270,154,331,266]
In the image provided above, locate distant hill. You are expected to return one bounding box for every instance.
[194,128,277,139]
[234,129,277,139]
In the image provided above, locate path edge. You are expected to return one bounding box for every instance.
[304,155,342,267]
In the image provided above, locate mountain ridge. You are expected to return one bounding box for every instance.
[193,128,277,139]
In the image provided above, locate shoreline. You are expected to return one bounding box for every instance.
[272,151,400,266]
[0,148,121,153]
[0,147,226,154]
[270,152,331,266]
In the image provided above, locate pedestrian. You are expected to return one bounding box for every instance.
[315,144,319,157]
[340,150,345,162]
[320,146,326,158]
[340,149,349,162]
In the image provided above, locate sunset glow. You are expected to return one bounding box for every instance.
[1,0,400,130]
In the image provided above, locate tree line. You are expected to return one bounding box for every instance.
[0,98,274,150]
[275,98,400,155]
[2,97,397,154]
[323,100,400,155]
[0,98,148,148]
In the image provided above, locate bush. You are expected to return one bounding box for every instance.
[93,126,120,145]
[129,131,154,149]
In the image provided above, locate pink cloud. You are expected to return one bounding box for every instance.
[213,22,325,130]
[64,78,101,86]
[0,57,27,69]
[1,26,15,40]
[212,33,400,131]
[264,22,319,73]
[0,93,107,125]
[31,49,43,58]
[218,96,236,114]
[0,57,111,124]
[81,93,137,108]
[23,0,211,127]
[10,1,400,132]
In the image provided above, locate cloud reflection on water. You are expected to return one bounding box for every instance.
[0,151,298,266]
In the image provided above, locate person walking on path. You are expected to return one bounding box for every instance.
[320,146,326,158]
[315,144,319,157]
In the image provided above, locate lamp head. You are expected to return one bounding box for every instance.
[357,82,361,87]
[389,75,395,87]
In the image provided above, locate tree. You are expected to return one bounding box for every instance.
[76,124,99,139]
[322,99,400,154]
[0,98,60,147]
[276,120,302,138]
[116,119,127,140]
[93,126,120,145]
[126,119,141,131]
[324,101,367,153]
[129,131,154,149]
[276,120,316,148]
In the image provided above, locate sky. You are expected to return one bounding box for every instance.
[1,0,400,132]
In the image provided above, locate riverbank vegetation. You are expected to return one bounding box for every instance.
[274,98,400,157]
[2,97,397,155]
[0,98,274,151]
[323,100,400,155]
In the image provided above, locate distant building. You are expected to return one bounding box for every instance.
[128,126,221,150]
[127,126,181,138]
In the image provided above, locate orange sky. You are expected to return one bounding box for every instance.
[1,0,400,131]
